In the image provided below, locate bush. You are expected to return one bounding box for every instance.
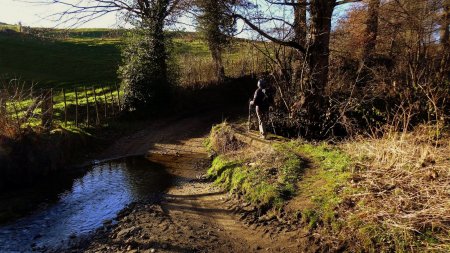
[118,21,177,112]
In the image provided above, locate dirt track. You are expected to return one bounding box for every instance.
[82,112,305,253]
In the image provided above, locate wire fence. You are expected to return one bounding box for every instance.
[0,84,122,130]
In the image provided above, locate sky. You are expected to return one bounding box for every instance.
[0,0,119,28]
[0,0,357,30]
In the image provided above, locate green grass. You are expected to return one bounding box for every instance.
[206,123,355,227]
[208,154,302,210]
[4,85,121,130]
[0,27,267,131]
[0,26,266,89]
[285,142,353,227]
[0,28,213,89]
[0,32,121,88]
[0,24,20,32]
[206,123,306,211]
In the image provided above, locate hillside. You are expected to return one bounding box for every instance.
[0,28,261,89]
[0,30,121,88]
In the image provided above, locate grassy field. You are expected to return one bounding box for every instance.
[0,29,121,88]
[0,26,265,89]
[0,26,267,132]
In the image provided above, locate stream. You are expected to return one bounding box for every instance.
[0,156,173,252]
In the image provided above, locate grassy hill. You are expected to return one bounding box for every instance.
[0,29,122,88]
[0,27,264,89]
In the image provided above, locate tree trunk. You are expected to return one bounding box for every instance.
[308,0,334,94]
[152,0,169,82]
[292,0,307,85]
[362,0,380,63]
[440,0,450,76]
[440,0,450,53]
[152,21,168,83]
[293,0,307,47]
[298,0,335,137]
[211,45,225,82]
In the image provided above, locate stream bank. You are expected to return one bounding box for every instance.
[77,127,306,253]
[0,156,174,252]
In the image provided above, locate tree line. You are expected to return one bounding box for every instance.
[42,0,449,137]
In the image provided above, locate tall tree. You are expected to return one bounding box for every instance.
[362,0,381,63]
[293,0,307,47]
[234,0,361,91]
[43,0,182,110]
[440,0,450,53]
[196,0,235,82]
[232,0,361,136]
[119,1,172,111]
[292,0,307,83]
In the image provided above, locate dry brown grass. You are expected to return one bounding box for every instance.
[342,125,450,252]
[0,82,42,138]
[178,54,267,87]
[207,122,247,155]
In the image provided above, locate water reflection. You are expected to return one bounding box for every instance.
[0,156,172,253]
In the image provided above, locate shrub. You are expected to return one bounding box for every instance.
[118,20,177,112]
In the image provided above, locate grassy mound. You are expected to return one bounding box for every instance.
[206,123,306,211]
[206,122,450,252]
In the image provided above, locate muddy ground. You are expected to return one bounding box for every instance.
[70,111,312,253]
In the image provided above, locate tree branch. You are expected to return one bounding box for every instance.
[233,13,306,53]
[335,0,362,6]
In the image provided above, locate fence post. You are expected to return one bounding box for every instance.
[84,86,89,126]
[116,84,121,111]
[41,89,53,129]
[102,85,108,118]
[109,84,115,115]
[62,88,67,127]
[92,87,99,125]
[74,88,79,127]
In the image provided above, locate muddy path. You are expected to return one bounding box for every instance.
[82,108,305,253]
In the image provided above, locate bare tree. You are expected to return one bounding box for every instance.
[195,0,235,82]
[40,0,183,27]
[40,0,184,110]
[362,0,380,63]
[231,0,362,136]
[440,0,450,53]
[292,0,307,84]
[293,0,307,47]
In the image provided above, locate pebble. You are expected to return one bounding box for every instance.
[33,234,42,240]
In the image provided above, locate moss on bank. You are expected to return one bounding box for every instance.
[206,123,352,217]
[206,123,450,252]
[286,142,353,228]
[208,151,303,210]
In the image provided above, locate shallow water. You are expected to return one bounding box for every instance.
[0,156,172,253]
